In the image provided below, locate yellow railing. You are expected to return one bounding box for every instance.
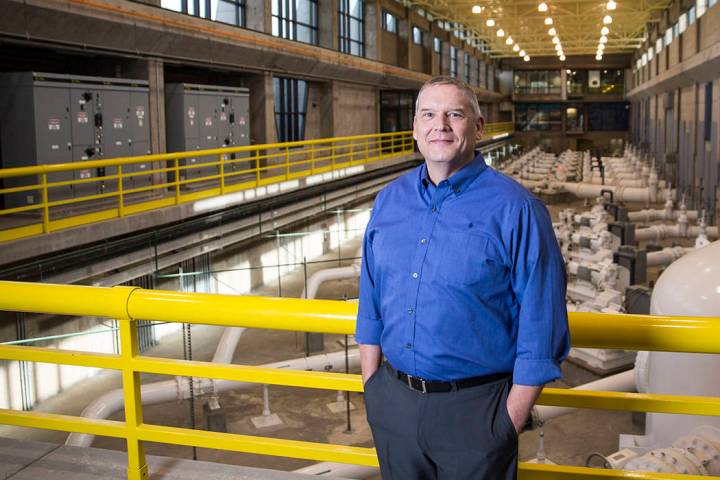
[0,132,415,244]
[0,280,718,479]
[484,121,514,138]
[0,123,515,245]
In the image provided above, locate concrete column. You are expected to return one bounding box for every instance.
[147,59,166,154]
[560,67,567,101]
[247,73,277,145]
[319,81,335,138]
[397,14,409,69]
[246,0,270,33]
[364,0,380,60]
[318,0,338,50]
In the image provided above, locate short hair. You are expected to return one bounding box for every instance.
[415,76,483,120]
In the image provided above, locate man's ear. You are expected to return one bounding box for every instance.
[476,116,485,140]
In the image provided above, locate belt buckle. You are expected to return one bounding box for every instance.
[407,374,427,394]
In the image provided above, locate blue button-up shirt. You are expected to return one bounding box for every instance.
[355,153,569,385]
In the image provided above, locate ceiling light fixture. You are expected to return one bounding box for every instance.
[601,26,610,35]
[552,36,560,44]
[600,35,608,43]
[598,43,605,50]
[486,19,495,27]
[606,0,617,10]
[497,28,505,37]
[603,15,613,24]
[545,17,553,25]
[524,55,530,61]
[513,44,520,52]
[559,54,566,61]
[506,36,514,45]
[596,54,603,60]
[471,5,482,14]
[548,27,557,36]
[519,49,526,56]
[538,2,548,12]
[555,43,562,51]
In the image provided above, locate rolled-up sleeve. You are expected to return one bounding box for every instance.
[509,198,570,385]
[355,199,383,345]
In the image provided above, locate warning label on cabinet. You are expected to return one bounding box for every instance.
[48,119,61,130]
[77,112,89,124]
[113,118,124,129]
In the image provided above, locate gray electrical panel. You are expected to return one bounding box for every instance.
[165,83,250,184]
[0,72,151,208]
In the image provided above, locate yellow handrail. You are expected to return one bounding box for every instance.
[0,280,717,480]
[0,124,514,244]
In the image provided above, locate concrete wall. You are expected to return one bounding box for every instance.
[628,0,720,222]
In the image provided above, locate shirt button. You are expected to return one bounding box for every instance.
[405,343,413,349]
[453,187,461,194]
[420,238,427,245]
[407,307,414,315]
[431,206,438,213]
[412,272,419,279]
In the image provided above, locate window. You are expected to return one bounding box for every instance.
[648,47,654,61]
[272,0,318,45]
[656,37,663,54]
[710,0,717,8]
[464,53,470,83]
[697,0,707,17]
[412,26,423,45]
[566,105,584,133]
[672,22,679,38]
[688,6,697,24]
[636,58,642,70]
[678,13,687,33]
[161,0,245,27]
[339,0,363,56]
[642,53,648,66]
[600,69,624,93]
[588,103,629,131]
[705,82,713,141]
[665,27,673,45]
[515,103,563,131]
[513,70,562,94]
[382,11,397,33]
[273,77,308,142]
[380,90,414,134]
[433,37,441,53]
[450,46,457,77]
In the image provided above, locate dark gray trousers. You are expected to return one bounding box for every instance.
[364,363,518,480]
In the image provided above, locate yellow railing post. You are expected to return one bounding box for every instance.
[331,143,336,171]
[41,172,50,233]
[174,158,181,205]
[219,154,226,195]
[285,146,290,180]
[118,310,149,480]
[365,138,369,161]
[118,165,125,218]
[310,144,315,174]
[255,149,261,187]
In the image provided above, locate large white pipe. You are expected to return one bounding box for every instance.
[212,327,246,364]
[531,369,636,427]
[301,265,361,300]
[628,209,700,223]
[635,225,719,242]
[646,247,694,267]
[557,182,663,203]
[66,348,360,447]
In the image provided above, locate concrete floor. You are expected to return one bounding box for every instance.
[1,194,671,477]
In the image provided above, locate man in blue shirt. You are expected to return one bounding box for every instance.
[356,76,569,479]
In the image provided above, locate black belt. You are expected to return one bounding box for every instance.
[387,364,510,394]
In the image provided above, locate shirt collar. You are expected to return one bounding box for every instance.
[419,151,488,196]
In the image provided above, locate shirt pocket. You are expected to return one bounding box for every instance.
[437,231,506,286]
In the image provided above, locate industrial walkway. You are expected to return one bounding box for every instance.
[0,437,345,480]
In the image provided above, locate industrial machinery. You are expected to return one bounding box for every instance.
[0,72,151,207]
[165,83,250,183]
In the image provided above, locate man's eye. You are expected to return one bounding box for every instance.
[423,112,434,119]
[449,112,463,118]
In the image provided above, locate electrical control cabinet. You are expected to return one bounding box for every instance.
[165,83,250,184]
[0,72,151,208]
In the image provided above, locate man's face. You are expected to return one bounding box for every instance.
[413,84,484,171]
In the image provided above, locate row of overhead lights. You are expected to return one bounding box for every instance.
[539,3,566,62]
[596,0,616,60]
[471,6,530,61]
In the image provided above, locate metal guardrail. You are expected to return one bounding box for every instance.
[0,280,718,479]
[0,125,515,245]
[0,132,415,244]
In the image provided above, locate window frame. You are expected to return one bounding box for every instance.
[272,0,319,45]
[382,10,397,33]
[161,0,246,27]
[339,0,364,56]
